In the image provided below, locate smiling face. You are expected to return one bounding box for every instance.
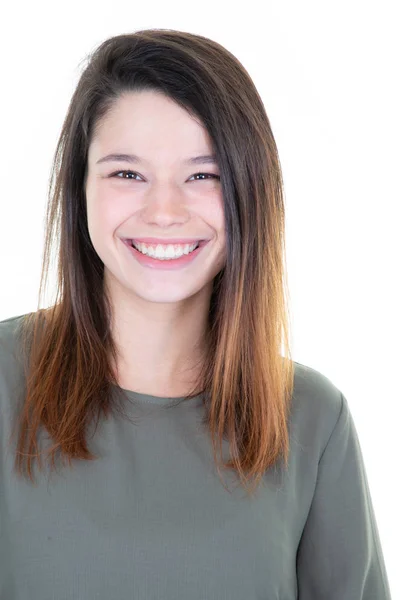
[85,90,226,306]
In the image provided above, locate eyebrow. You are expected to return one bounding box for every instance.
[95,153,218,166]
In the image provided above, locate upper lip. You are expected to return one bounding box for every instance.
[123,237,206,245]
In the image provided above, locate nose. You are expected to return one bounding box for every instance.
[140,181,189,226]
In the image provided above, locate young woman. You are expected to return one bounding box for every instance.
[0,29,392,599]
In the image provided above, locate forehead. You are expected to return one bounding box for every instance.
[89,91,213,160]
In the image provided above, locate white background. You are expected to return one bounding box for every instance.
[0,1,398,595]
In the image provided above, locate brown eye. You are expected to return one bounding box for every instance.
[190,173,220,181]
[112,170,142,180]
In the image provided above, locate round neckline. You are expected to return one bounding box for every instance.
[110,382,205,406]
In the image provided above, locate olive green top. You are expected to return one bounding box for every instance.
[0,313,392,599]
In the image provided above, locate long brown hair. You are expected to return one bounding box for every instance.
[11,28,295,496]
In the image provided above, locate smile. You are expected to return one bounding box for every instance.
[122,238,209,270]
[131,240,200,259]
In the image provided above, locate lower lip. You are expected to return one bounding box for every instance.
[122,240,208,270]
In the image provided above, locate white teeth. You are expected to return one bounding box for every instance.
[132,241,199,260]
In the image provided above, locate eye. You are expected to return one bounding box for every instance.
[111,170,142,180]
[189,173,221,182]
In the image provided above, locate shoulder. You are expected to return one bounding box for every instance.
[0,312,31,364]
[0,312,30,338]
[291,360,345,461]
[0,312,32,417]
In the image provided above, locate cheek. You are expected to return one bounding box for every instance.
[86,187,130,238]
[200,193,225,229]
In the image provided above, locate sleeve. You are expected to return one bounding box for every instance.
[296,393,392,599]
